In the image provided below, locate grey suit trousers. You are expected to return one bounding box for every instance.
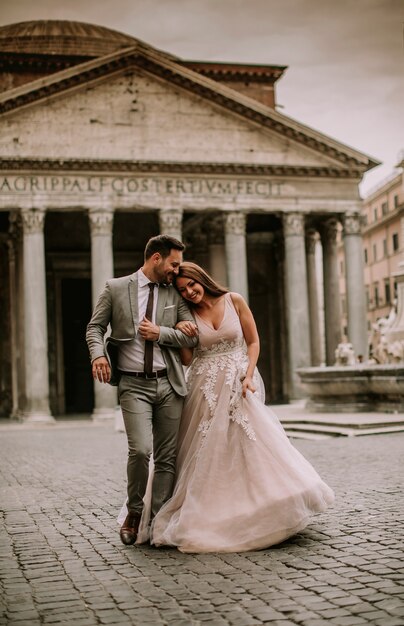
[118,373,184,518]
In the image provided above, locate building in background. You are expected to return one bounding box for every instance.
[0,20,377,421]
[362,169,404,331]
[338,165,404,356]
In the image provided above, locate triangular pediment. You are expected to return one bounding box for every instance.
[0,42,378,174]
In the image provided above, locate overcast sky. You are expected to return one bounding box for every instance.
[1,0,403,196]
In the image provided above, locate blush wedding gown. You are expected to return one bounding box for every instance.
[118,292,334,553]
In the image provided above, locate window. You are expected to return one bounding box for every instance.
[385,281,391,305]
[394,194,399,208]
[364,248,368,264]
[382,201,388,215]
[383,239,387,257]
[373,243,377,262]
[365,286,372,311]
[374,284,379,307]
[363,214,368,226]
[373,207,378,221]
[340,260,344,275]
[392,233,399,252]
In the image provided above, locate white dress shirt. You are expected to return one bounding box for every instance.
[117,269,166,372]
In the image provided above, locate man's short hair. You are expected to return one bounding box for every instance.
[144,234,185,260]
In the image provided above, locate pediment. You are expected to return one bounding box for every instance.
[0,43,378,174]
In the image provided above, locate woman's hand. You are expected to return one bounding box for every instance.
[175,320,199,337]
[242,375,256,398]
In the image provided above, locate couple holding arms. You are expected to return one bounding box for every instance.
[86,234,334,554]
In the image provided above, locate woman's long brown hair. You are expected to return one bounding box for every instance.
[174,262,228,303]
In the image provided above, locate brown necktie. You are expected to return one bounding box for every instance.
[144,282,155,375]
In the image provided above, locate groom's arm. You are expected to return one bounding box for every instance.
[139,321,198,347]
[158,326,198,348]
[86,283,111,361]
[139,296,198,348]
[158,296,198,348]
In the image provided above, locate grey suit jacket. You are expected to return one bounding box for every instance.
[86,271,198,396]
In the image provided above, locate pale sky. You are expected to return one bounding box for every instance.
[0,0,403,196]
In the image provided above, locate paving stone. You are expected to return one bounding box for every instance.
[328,618,368,625]
[0,424,403,626]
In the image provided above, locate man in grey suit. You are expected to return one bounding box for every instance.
[86,235,198,545]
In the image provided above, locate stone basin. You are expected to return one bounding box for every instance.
[297,364,404,413]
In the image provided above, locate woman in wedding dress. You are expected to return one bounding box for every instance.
[121,262,334,553]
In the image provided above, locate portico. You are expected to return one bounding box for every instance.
[0,20,378,420]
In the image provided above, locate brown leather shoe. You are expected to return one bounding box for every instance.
[120,512,141,545]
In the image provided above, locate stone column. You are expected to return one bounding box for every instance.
[320,217,343,365]
[208,215,227,286]
[224,212,249,301]
[343,213,368,360]
[159,208,183,241]
[305,228,322,366]
[315,237,326,365]
[283,213,311,398]
[89,209,117,421]
[21,208,55,423]
[7,220,19,419]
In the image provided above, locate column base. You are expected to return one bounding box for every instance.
[91,407,116,423]
[23,411,56,424]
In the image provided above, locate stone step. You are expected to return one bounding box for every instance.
[284,430,335,441]
[282,422,404,437]
[280,414,404,430]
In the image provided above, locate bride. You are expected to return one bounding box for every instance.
[119,261,334,553]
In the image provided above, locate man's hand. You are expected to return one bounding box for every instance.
[138,317,160,341]
[175,320,199,337]
[92,356,111,383]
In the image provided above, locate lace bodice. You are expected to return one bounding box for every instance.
[187,293,260,441]
[193,293,245,357]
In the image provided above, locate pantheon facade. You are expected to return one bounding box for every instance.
[0,21,377,422]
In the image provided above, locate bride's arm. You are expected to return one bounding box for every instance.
[179,347,194,366]
[175,321,196,365]
[230,292,260,396]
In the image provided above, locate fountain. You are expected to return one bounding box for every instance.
[297,263,404,414]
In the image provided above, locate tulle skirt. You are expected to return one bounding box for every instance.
[118,357,334,553]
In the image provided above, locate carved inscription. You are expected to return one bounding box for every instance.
[0,175,283,198]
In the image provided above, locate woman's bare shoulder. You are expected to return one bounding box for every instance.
[228,292,246,310]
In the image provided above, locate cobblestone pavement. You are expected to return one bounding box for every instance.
[0,421,403,626]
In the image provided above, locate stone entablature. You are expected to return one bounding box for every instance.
[0,171,362,213]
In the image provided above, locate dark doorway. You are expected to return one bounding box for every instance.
[61,278,94,413]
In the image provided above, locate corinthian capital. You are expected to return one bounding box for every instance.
[89,210,114,236]
[320,217,340,244]
[159,209,183,237]
[21,209,46,234]
[283,212,304,237]
[343,213,362,235]
[225,212,246,236]
[305,228,319,254]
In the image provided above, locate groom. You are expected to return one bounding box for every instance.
[86,234,198,545]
